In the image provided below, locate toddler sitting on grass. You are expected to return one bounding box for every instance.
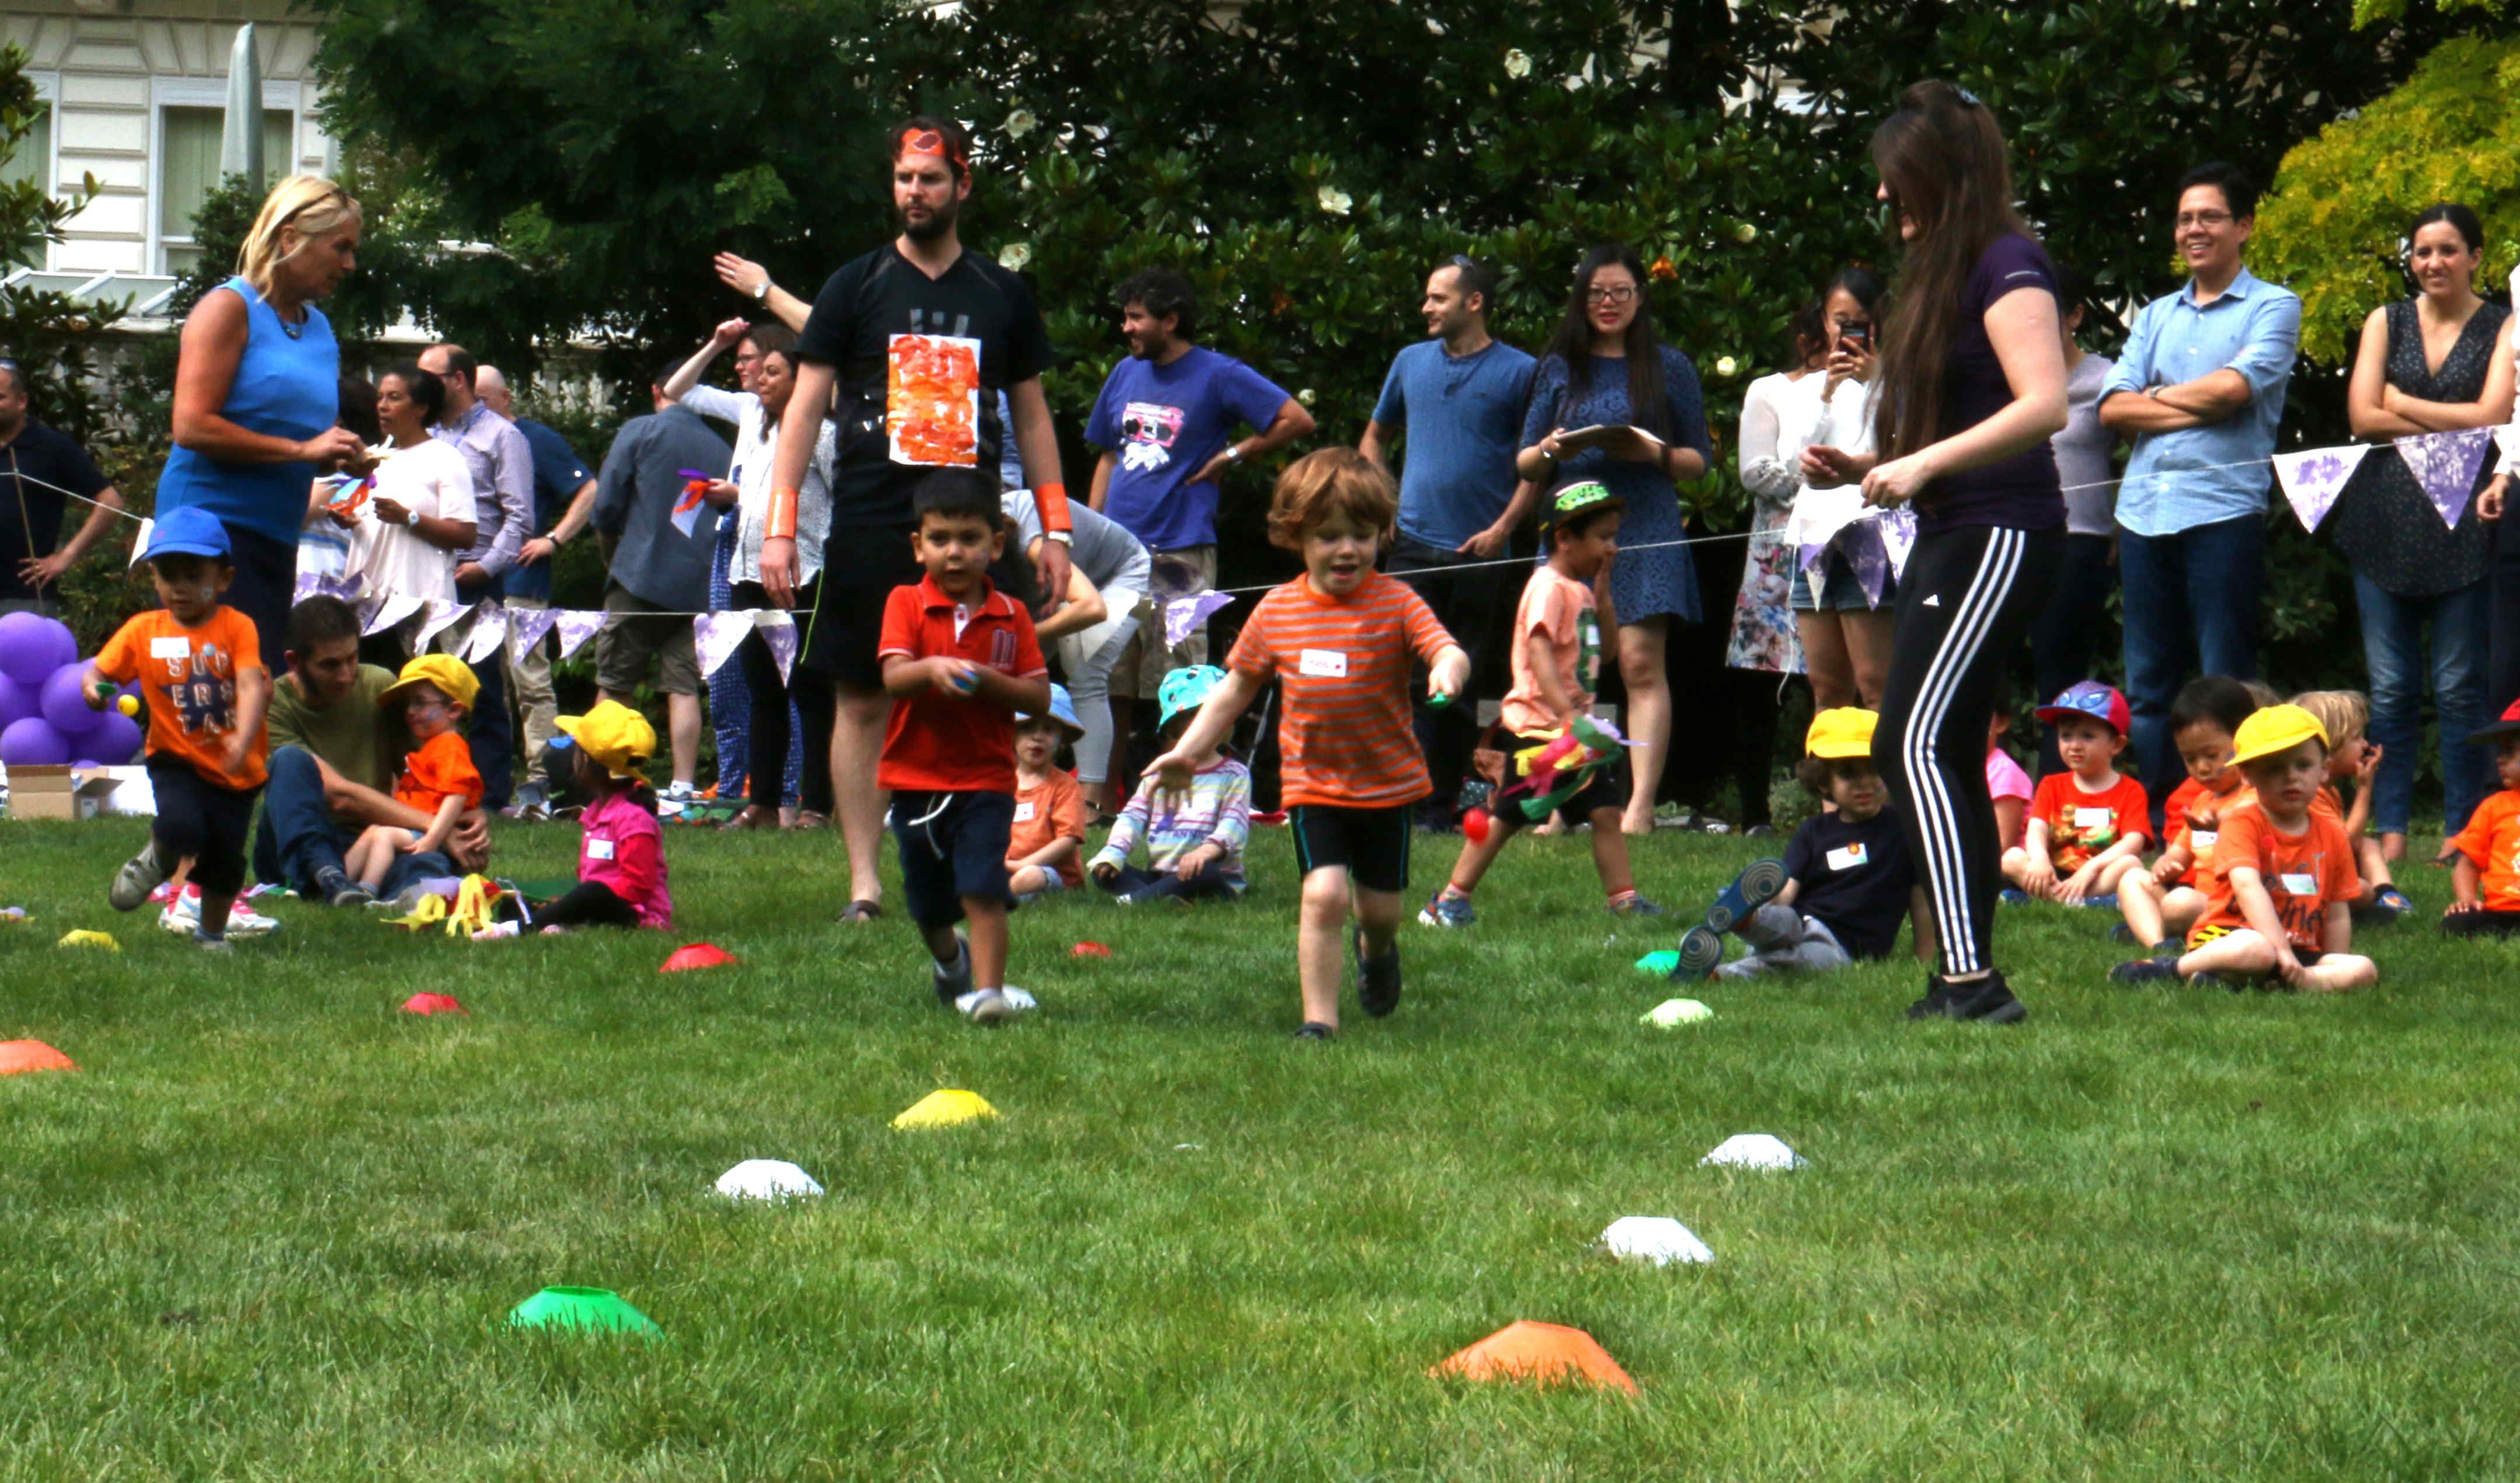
[2002,681,2149,907]
[475,701,671,938]
[1088,666,1251,906]
[1007,685,1089,902]
[337,656,481,905]
[2117,676,2256,951]
[2443,700,2520,938]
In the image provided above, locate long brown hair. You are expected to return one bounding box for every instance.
[1541,242,1669,437]
[1869,81,2034,461]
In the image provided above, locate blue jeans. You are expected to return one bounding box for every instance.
[2353,572,2493,836]
[252,745,452,896]
[2119,514,2265,830]
[455,574,514,810]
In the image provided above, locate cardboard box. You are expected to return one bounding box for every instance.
[6,765,132,821]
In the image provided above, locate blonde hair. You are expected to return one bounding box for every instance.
[236,175,361,298]
[1265,448,1397,551]
[2289,690,2369,747]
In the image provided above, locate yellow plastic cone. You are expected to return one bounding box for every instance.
[891,1089,999,1130]
[56,930,119,951]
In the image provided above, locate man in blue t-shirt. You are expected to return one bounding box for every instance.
[1086,267,1313,764]
[1360,255,1539,827]
[480,366,597,816]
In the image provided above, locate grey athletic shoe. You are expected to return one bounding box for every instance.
[931,933,973,1008]
[109,842,168,913]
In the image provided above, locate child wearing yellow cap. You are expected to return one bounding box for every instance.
[475,700,673,937]
[340,655,482,902]
[2111,704,2377,992]
[1670,708,1934,981]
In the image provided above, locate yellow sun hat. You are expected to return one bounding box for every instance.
[555,700,658,781]
[2230,703,2329,765]
[377,653,479,712]
[1804,707,1879,760]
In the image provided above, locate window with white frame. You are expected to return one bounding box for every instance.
[156,104,295,275]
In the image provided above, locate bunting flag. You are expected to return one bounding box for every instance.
[754,610,799,684]
[552,609,608,661]
[2271,444,2372,533]
[414,598,475,652]
[127,518,154,569]
[2394,427,2495,530]
[1842,521,1891,609]
[506,606,561,667]
[1163,590,1236,649]
[693,610,754,679]
[291,569,367,605]
[460,608,509,666]
[361,593,423,637]
[1876,507,1916,577]
[670,471,714,538]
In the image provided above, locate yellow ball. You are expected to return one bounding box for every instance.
[116,694,140,718]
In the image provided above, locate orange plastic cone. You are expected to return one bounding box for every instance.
[660,943,737,972]
[402,993,466,1016]
[1432,1321,1637,1394]
[0,1040,76,1076]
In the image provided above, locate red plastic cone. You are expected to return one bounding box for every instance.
[1432,1321,1637,1394]
[0,1039,76,1076]
[660,942,737,973]
[402,993,466,1017]
[1071,941,1111,958]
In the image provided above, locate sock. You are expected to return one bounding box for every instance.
[671,779,695,792]
[1607,888,1638,907]
[1442,881,1474,899]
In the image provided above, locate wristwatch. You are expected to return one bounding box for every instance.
[1223,444,1244,465]
[402,504,419,528]
[753,279,771,303]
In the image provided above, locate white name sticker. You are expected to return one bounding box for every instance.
[2279,872,2317,897]
[587,838,615,861]
[2073,806,2113,830]
[149,636,192,660]
[1826,842,1869,872]
[2191,830,2218,851]
[1013,801,1036,823]
[1299,649,1348,678]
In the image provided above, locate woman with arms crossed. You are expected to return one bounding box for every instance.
[1802,82,2069,1024]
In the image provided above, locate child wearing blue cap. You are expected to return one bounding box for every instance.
[1086,664,1252,905]
[82,508,273,949]
[1006,683,1090,901]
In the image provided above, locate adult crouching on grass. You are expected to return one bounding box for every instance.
[158,176,370,651]
[252,596,492,906]
[1800,81,2069,1025]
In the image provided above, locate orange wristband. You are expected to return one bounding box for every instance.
[767,485,799,542]
[1034,481,1072,534]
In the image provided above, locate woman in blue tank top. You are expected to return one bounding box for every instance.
[160,175,366,650]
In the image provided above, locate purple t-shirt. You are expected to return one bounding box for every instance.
[1919,233,2065,537]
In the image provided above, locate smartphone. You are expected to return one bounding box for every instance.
[1838,323,1871,353]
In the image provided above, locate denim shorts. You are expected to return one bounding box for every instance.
[1790,551,1894,613]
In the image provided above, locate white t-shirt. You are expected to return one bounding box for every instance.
[678,384,836,588]
[1780,372,1879,554]
[345,437,472,603]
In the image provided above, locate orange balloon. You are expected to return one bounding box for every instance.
[1432,1321,1637,1394]
[0,1039,76,1076]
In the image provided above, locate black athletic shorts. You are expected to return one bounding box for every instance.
[891,789,1016,932]
[1289,802,1414,894]
[803,521,921,690]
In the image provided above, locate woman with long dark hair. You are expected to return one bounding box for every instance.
[1802,81,2069,1024]
[1516,242,1713,834]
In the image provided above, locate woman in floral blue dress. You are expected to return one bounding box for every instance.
[1518,241,1713,833]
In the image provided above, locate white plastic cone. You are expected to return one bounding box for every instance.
[714,1159,824,1200]
[1600,1216,1714,1266]
[1700,1133,1805,1171]
[1641,997,1713,1028]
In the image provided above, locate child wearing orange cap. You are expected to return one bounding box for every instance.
[340,655,482,902]
[2111,704,2376,991]
[476,699,672,937]
[2443,699,2520,937]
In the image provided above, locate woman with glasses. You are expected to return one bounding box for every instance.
[1516,242,1713,834]
[159,175,368,650]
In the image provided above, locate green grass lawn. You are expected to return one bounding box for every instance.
[5,812,2519,1479]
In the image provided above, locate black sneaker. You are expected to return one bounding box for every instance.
[1944,973,2028,1024]
[1355,930,1402,1018]
[1292,1021,1336,1040]
[314,866,373,909]
[1904,984,1956,1020]
[2109,957,2178,986]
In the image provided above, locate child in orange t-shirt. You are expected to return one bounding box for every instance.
[2002,682,2149,907]
[2112,705,2376,991]
[1148,450,1467,1039]
[1422,481,1656,928]
[2443,701,2520,937]
[82,509,273,949]
[1006,684,1090,900]
[2119,676,2257,949]
[2290,690,2406,920]
[343,655,483,898]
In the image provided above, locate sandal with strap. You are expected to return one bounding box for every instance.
[784,810,829,832]
[720,804,777,832]
[838,899,883,924]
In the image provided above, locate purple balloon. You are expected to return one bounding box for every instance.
[86,708,144,764]
[0,612,76,687]
[38,662,105,737]
[0,716,73,767]
[0,672,36,730]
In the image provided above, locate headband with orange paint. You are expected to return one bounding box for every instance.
[893,126,970,175]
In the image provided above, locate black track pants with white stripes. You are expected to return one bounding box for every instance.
[1872,524,2063,979]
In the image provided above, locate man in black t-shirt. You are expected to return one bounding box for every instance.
[767,114,1075,922]
[0,361,127,615]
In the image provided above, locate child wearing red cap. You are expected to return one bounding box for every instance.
[2003,681,2149,907]
[2444,699,2520,937]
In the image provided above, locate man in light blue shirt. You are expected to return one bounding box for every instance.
[1360,255,1538,826]
[2099,162,2301,822]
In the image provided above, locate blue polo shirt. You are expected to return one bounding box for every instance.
[2102,267,2300,537]
[503,416,592,601]
[1371,337,1537,550]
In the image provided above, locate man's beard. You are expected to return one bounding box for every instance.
[900,195,959,242]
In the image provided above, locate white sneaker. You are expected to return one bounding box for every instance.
[156,891,281,938]
[471,920,521,942]
[656,783,700,819]
[959,988,1021,1025]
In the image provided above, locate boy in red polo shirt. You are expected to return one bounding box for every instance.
[876,471,1052,1025]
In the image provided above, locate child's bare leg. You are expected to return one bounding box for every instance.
[2298,953,2380,993]
[2178,928,2278,981]
[1297,865,1353,1028]
[920,920,962,966]
[2000,847,2033,888]
[2157,887,2205,940]
[2354,836,2394,893]
[963,898,1008,990]
[165,857,195,898]
[1007,865,1049,896]
[1586,808,1636,896]
[1439,819,1517,896]
[2093,855,2143,896]
[2119,872,2168,946]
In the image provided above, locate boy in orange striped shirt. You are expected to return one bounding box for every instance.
[1149,450,1468,1039]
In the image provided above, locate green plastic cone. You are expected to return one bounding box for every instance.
[507,1286,661,1337]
